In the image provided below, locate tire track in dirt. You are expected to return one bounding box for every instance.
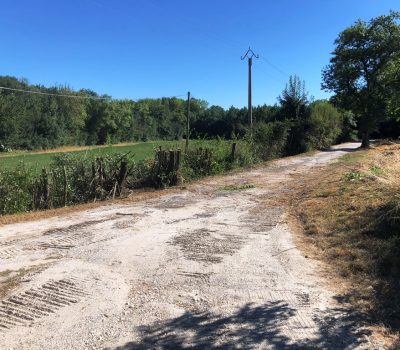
[170,228,248,264]
[0,216,127,263]
[0,277,86,331]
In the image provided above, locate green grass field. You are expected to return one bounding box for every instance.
[0,141,181,171]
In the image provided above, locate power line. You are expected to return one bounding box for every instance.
[259,54,289,77]
[171,93,188,98]
[0,86,189,101]
[0,86,110,100]
[253,65,283,83]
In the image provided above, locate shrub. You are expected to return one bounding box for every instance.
[0,163,34,215]
[231,140,256,168]
[307,101,342,149]
[252,121,289,160]
[182,147,221,180]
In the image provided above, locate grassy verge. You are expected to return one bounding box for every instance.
[291,141,400,342]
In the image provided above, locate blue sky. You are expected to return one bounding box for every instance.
[0,0,398,108]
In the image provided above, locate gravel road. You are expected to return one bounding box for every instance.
[0,142,379,349]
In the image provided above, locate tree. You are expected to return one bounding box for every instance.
[322,11,400,147]
[278,75,309,120]
[277,76,311,154]
[382,55,400,120]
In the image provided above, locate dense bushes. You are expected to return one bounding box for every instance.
[0,141,253,215]
[0,164,34,215]
[307,101,343,149]
[252,121,289,160]
[0,154,134,214]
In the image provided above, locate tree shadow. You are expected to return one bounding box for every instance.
[114,301,372,349]
[321,147,358,153]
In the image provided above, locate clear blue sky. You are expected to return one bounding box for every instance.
[0,0,398,108]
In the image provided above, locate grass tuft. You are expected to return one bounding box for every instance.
[220,183,256,191]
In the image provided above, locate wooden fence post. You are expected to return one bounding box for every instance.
[231,142,237,162]
[168,150,176,173]
[98,158,104,188]
[63,166,68,206]
[42,168,50,209]
[176,149,181,171]
[117,159,128,196]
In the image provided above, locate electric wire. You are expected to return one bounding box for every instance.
[0,86,110,100]
[259,55,290,77]
[0,86,189,101]
[253,65,284,84]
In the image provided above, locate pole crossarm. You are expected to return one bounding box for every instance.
[241,47,259,60]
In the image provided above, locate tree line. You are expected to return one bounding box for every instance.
[0,74,347,153]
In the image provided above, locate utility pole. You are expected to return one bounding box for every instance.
[241,47,259,132]
[185,91,191,152]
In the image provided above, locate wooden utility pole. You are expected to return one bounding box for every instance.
[185,91,191,152]
[248,56,252,128]
[241,47,259,132]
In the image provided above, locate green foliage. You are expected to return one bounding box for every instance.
[0,76,209,149]
[370,165,383,175]
[221,183,255,191]
[382,56,400,120]
[0,163,34,214]
[307,101,342,149]
[230,140,256,168]
[182,147,222,180]
[0,144,11,152]
[345,171,365,181]
[322,11,400,147]
[278,75,309,121]
[252,121,289,160]
[284,122,306,155]
[337,111,358,142]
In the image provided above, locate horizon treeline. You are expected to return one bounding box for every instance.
[0,75,341,151]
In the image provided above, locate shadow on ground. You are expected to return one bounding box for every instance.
[322,147,358,153]
[114,301,372,349]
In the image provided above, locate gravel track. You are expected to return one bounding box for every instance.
[0,143,379,349]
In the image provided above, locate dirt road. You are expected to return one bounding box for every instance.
[0,143,378,349]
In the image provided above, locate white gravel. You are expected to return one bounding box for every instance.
[0,143,380,349]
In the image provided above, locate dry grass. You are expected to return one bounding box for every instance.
[290,141,400,338]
